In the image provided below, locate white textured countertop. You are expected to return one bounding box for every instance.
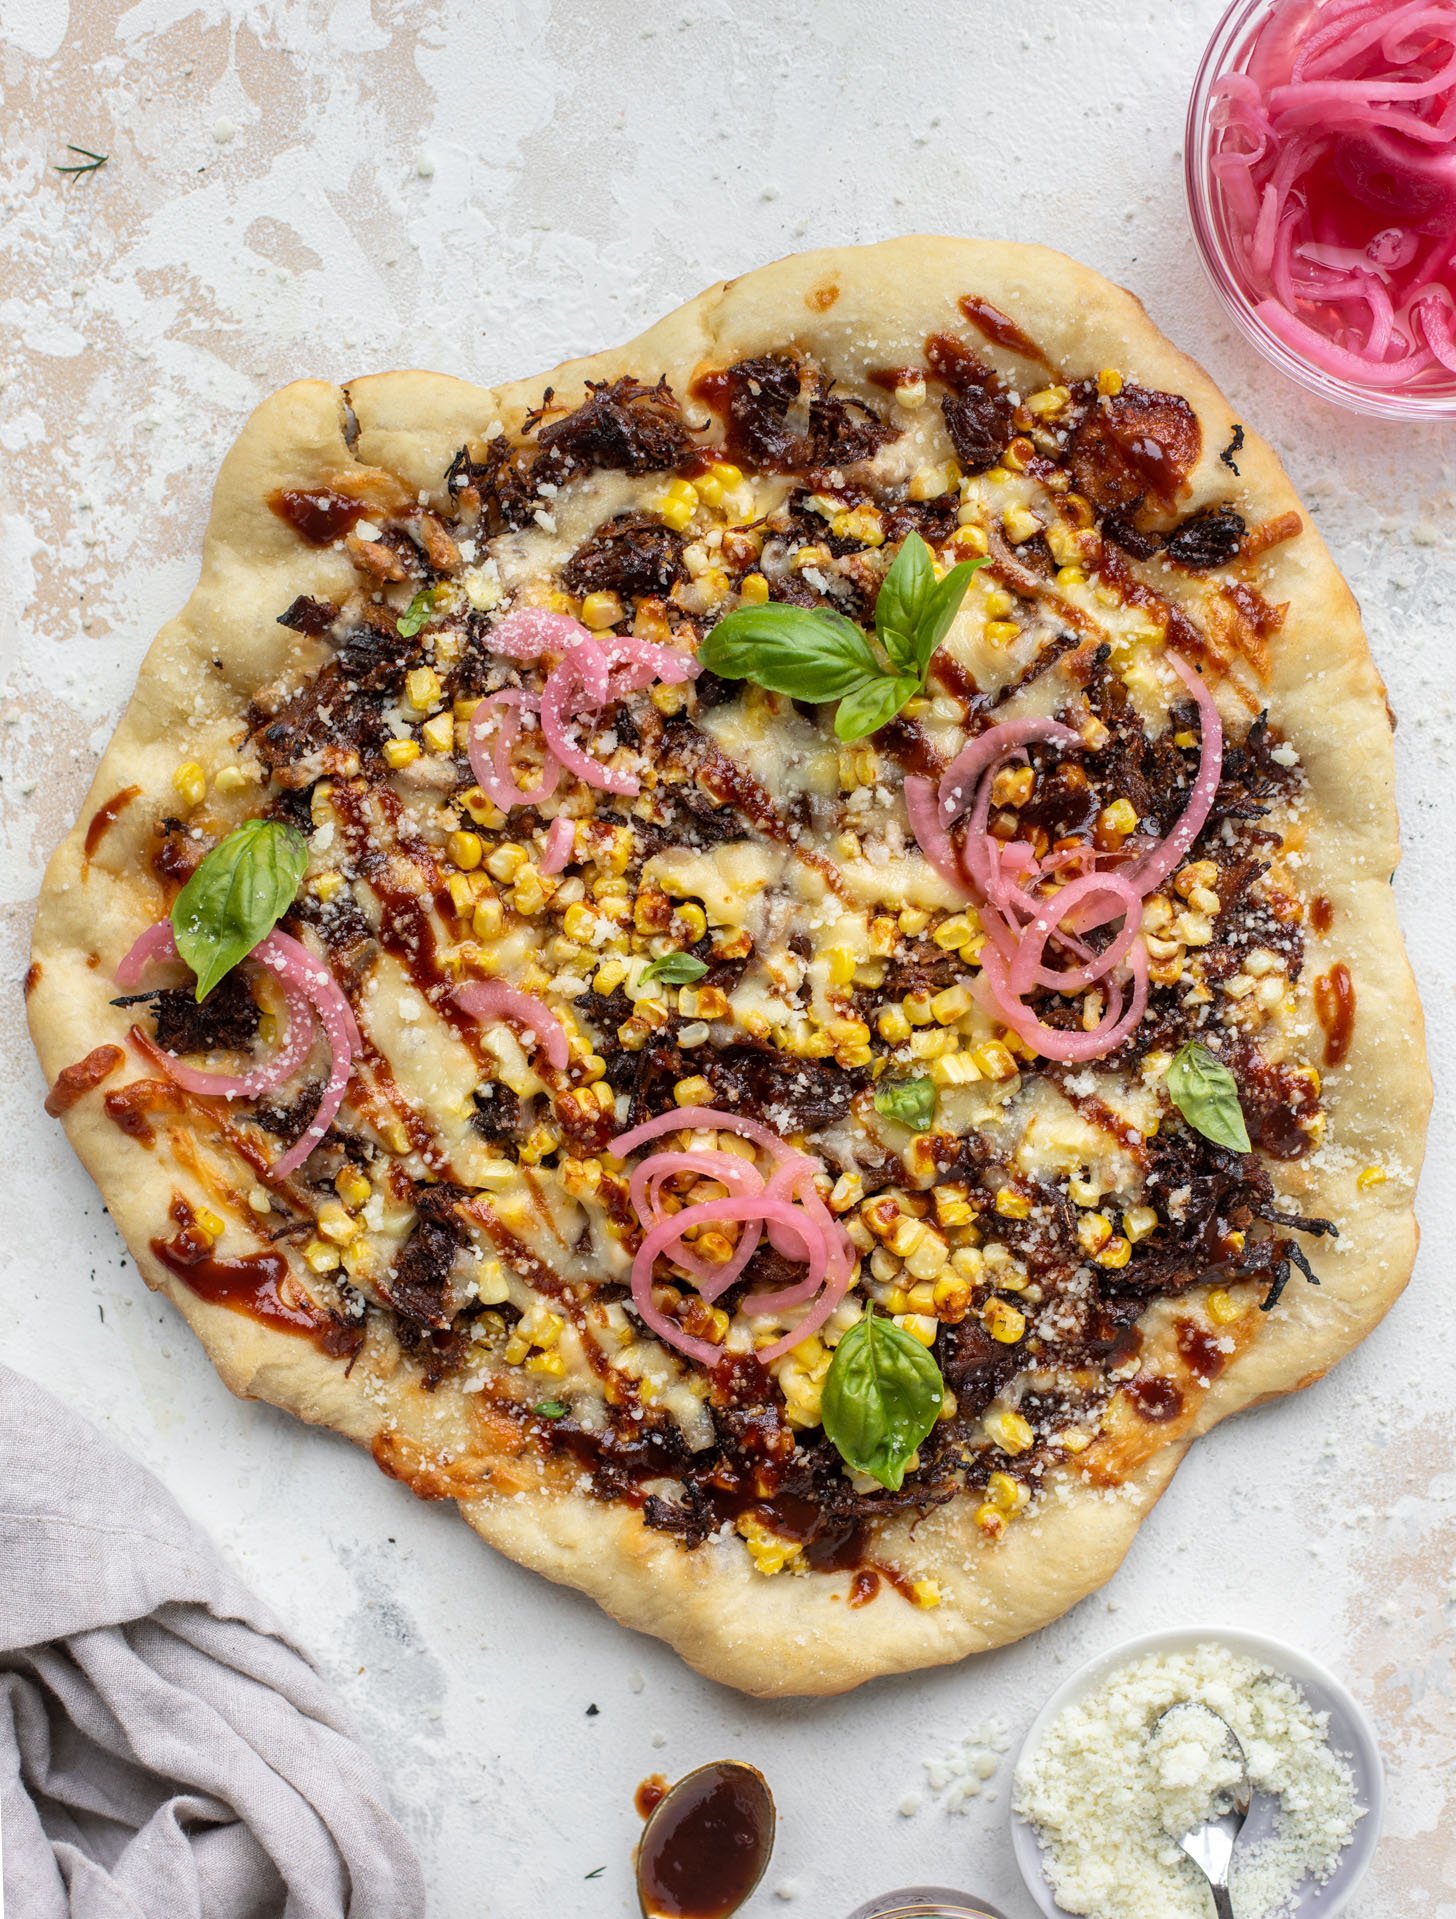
[3,2,1454,1913]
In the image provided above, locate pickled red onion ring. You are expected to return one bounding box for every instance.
[629,1149,767,1295]
[116,922,315,1099]
[454,979,569,1072]
[539,815,576,875]
[484,607,591,659]
[1117,653,1224,898]
[981,937,1151,1064]
[116,921,360,1180]
[610,1104,805,1164]
[904,775,973,893]
[467,690,561,812]
[1007,870,1146,998]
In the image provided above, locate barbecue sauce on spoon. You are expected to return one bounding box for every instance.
[635,1761,775,1919]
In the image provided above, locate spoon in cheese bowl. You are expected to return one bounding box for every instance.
[1149,1703,1252,1919]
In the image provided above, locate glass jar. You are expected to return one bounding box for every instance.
[846,1891,1008,1919]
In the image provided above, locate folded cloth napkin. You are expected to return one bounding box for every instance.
[0,1364,425,1919]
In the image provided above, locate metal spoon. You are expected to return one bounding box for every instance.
[635,1759,776,1919]
[1150,1703,1252,1919]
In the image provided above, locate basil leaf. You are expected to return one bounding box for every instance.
[909,556,985,677]
[397,586,437,638]
[821,1308,944,1492]
[873,1076,937,1133]
[534,1399,568,1419]
[700,603,884,701]
[834,672,919,743]
[1167,1041,1252,1153]
[171,818,309,1002]
[639,951,709,988]
[875,529,936,670]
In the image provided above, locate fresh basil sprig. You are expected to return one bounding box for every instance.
[821,1307,945,1492]
[873,1076,937,1133]
[534,1399,568,1419]
[700,531,985,742]
[1167,1040,1251,1153]
[171,818,309,1002]
[639,951,709,988]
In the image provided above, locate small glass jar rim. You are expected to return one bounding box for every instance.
[1184,0,1456,420]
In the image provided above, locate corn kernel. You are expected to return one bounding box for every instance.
[1077,1211,1114,1255]
[459,786,506,828]
[383,738,420,769]
[738,570,770,605]
[1124,1205,1158,1243]
[984,1407,1035,1456]
[512,867,552,915]
[311,871,344,903]
[525,1349,567,1377]
[831,505,885,547]
[303,1237,341,1274]
[1357,1164,1386,1192]
[990,765,1035,809]
[335,1165,371,1210]
[985,620,1021,645]
[971,1040,1018,1082]
[911,1578,942,1608]
[909,462,956,501]
[1003,504,1043,544]
[1207,1287,1244,1325]
[421,711,455,754]
[895,1312,939,1347]
[213,764,250,796]
[1099,797,1140,839]
[675,1075,714,1107]
[194,1208,224,1242]
[171,761,207,809]
[447,830,483,871]
[1096,1236,1132,1270]
[405,666,442,713]
[974,1502,1007,1539]
[983,1298,1026,1344]
[738,1515,802,1576]
[485,843,527,883]
[995,1186,1030,1221]
[247,1184,272,1216]
[472,898,504,939]
[1097,367,1124,397]
[655,479,699,532]
[580,590,625,630]
[931,984,973,1024]
[316,1200,361,1244]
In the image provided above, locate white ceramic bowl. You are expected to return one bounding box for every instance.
[1010,1626,1384,1919]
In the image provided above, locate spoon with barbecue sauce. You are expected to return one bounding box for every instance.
[635,1761,776,1919]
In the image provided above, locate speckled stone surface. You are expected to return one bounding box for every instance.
[3,3,1453,1914]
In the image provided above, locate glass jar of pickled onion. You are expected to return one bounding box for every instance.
[845,1891,1008,1919]
[1186,0,1456,416]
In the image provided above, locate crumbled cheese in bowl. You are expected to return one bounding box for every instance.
[1013,1643,1365,1919]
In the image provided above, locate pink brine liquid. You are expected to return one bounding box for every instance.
[1208,0,1456,393]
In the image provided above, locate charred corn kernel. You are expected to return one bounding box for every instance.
[934,1188,977,1231]
[656,479,699,531]
[895,1312,939,1347]
[421,711,455,754]
[1096,1235,1132,1270]
[984,1407,1034,1456]
[909,1028,957,1060]
[1175,860,1219,898]
[405,666,442,712]
[953,523,990,558]
[1357,1164,1387,1191]
[995,1186,1030,1221]
[486,843,527,883]
[990,765,1035,809]
[986,1470,1028,1513]
[341,1238,381,1284]
[383,738,420,768]
[172,761,207,808]
[1123,1205,1158,1243]
[453,695,483,722]
[580,590,625,631]
[930,985,973,1024]
[472,898,504,939]
[931,914,975,952]
[674,902,709,942]
[932,1278,973,1324]
[592,959,628,997]
[1026,384,1071,419]
[1003,504,1043,544]
[1100,797,1140,838]
[311,871,344,903]
[887,1217,926,1260]
[877,1005,913,1044]
[674,1075,714,1108]
[972,1040,1018,1082]
[518,1124,560,1165]
[1003,436,1035,473]
[738,1515,802,1576]
[459,786,506,828]
[830,1171,864,1214]
[1176,911,1214,947]
[983,1298,1027,1343]
[316,1200,361,1245]
[696,460,743,506]
[247,1184,273,1216]
[1077,1211,1113,1255]
[213,764,249,796]
[905,1231,949,1282]
[525,1350,567,1378]
[975,1502,1007,1538]
[447,830,483,871]
[737,570,770,605]
[869,916,899,956]
[303,1237,341,1274]
[1207,1288,1244,1325]
[1045,522,1084,567]
[911,1578,942,1608]
[831,505,885,546]
[903,990,934,1027]
[909,461,957,501]
[335,1165,371,1210]
[828,1016,871,1049]
[1059,1427,1093,1455]
[986,619,1020,645]
[1097,367,1124,397]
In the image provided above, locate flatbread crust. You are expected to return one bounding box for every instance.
[28,238,1429,1695]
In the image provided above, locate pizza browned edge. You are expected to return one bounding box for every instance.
[27,237,1430,1696]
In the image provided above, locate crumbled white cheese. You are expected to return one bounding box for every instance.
[915,1718,1010,1812]
[1013,1644,1363,1919]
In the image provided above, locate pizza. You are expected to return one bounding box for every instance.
[28,239,1429,1696]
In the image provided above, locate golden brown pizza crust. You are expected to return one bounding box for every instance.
[28,238,1429,1695]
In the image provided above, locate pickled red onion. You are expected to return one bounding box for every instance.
[980,937,1151,1064]
[539,643,640,794]
[611,1104,806,1164]
[629,1149,767,1294]
[454,979,569,1072]
[115,920,360,1180]
[1116,654,1224,898]
[539,816,576,875]
[467,690,561,812]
